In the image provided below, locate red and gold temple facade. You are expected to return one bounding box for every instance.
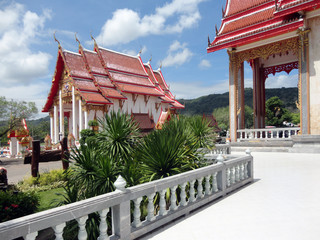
[43,39,183,143]
[208,0,320,142]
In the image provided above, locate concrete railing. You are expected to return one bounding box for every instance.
[0,153,253,240]
[237,127,300,140]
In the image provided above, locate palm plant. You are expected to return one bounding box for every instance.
[187,115,215,149]
[96,111,139,165]
[139,116,199,182]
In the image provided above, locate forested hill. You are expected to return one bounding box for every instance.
[179,87,298,115]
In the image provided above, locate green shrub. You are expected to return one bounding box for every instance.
[17,169,66,192]
[0,191,39,222]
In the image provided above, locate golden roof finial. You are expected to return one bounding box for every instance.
[137,47,143,57]
[90,31,98,47]
[75,32,81,45]
[147,54,152,64]
[53,31,60,46]
[208,35,211,47]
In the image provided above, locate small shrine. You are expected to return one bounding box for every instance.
[43,36,184,143]
[208,0,320,142]
[7,119,32,157]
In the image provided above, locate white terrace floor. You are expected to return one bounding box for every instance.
[140,152,320,240]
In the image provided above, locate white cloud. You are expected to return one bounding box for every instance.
[0,3,52,86]
[0,81,50,119]
[96,0,204,46]
[265,73,298,88]
[198,59,211,69]
[162,41,193,67]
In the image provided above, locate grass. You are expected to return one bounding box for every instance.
[37,187,65,212]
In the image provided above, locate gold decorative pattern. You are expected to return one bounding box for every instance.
[233,37,299,70]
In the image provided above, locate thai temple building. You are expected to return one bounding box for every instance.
[42,38,183,143]
[208,0,320,142]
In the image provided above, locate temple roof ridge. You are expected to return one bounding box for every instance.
[98,46,140,59]
[62,49,81,56]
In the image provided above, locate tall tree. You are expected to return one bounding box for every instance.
[265,96,291,127]
[0,96,38,138]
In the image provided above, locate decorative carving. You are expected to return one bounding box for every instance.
[155,102,161,111]
[263,61,298,79]
[119,99,125,110]
[132,94,138,104]
[144,95,150,105]
[233,38,299,70]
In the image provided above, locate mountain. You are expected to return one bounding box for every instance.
[179,87,298,115]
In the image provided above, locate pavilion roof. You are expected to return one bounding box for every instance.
[207,0,320,53]
[131,113,155,132]
[42,42,184,112]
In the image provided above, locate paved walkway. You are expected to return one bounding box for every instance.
[141,152,320,240]
[0,157,63,184]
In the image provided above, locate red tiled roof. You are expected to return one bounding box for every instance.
[225,0,271,17]
[73,79,97,92]
[144,64,159,86]
[93,75,114,88]
[82,49,106,75]
[153,71,169,92]
[80,91,111,104]
[131,113,155,131]
[110,71,153,87]
[221,7,275,35]
[170,101,185,109]
[63,51,91,79]
[100,87,126,99]
[98,47,147,76]
[207,0,317,53]
[160,95,175,103]
[116,83,164,96]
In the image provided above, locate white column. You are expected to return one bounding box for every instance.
[59,90,64,140]
[50,113,54,141]
[79,100,83,134]
[84,110,88,129]
[54,105,59,143]
[72,86,76,138]
[16,141,21,156]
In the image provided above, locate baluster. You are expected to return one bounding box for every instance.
[212,172,218,192]
[244,162,249,178]
[260,130,262,139]
[230,167,235,184]
[265,130,268,138]
[226,168,231,187]
[25,232,38,240]
[180,182,188,206]
[205,175,211,195]
[189,180,196,202]
[240,163,245,180]
[197,177,204,199]
[159,189,167,216]
[147,193,156,221]
[54,223,66,240]
[288,130,291,138]
[77,215,88,240]
[277,130,279,138]
[254,130,257,139]
[235,164,240,182]
[170,185,178,211]
[132,197,142,228]
[98,208,109,240]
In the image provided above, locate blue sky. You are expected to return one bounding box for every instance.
[0,0,298,118]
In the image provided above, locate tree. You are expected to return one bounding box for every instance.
[0,96,38,138]
[265,96,292,126]
[212,106,229,130]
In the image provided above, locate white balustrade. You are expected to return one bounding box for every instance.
[0,154,253,240]
[98,209,109,240]
[77,215,88,240]
[170,186,178,211]
[197,177,204,199]
[132,198,142,228]
[180,182,188,207]
[54,223,66,240]
[147,193,156,221]
[237,127,300,140]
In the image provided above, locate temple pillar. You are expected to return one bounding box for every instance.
[79,100,83,135]
[54,104,59,143]
[228,50,238,142]
[298,29,311,135]
[59,90,64,140]
[50,112,54,142]
[237,62,245,130]
[253,58,263,129]
[84,109,88,129]
[72,86,77,138]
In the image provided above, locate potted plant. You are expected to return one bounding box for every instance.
[88,119,99,132]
